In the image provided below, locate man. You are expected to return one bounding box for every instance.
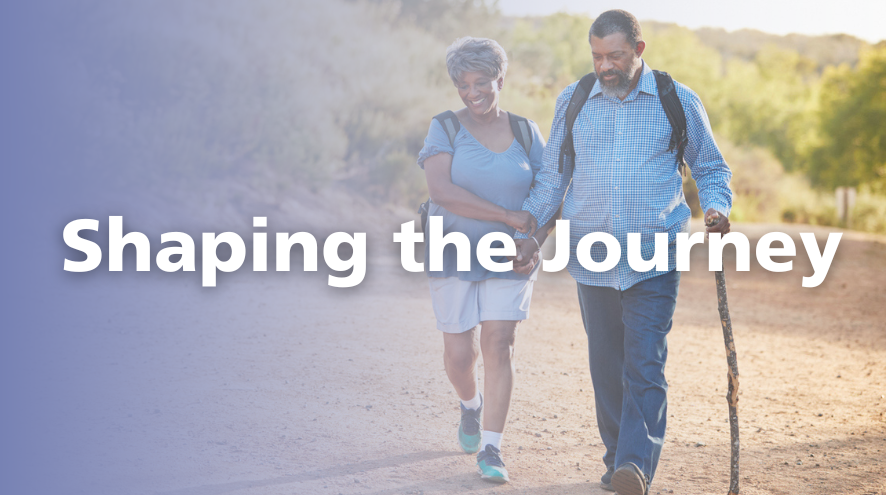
[512,9,733,495]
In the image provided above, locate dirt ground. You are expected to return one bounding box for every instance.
[78,215,886,495]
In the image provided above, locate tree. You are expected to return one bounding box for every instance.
[808,46,886,190]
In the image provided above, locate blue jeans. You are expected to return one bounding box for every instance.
[576,269,680,483]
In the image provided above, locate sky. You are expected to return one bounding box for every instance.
[498,0,886,43]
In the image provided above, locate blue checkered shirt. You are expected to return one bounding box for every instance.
[519,61,732,290]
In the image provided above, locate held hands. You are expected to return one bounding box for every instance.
[512,249,540,275]
[509,237,541,275]
[500,209,540,274]
[505,210,538,235]
[704,209,731,235]
[514,237,540,264]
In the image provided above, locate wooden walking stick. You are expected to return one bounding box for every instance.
[708,214,740,495]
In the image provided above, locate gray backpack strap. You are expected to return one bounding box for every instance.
[508,112,533,156]
[433,110,460,148]
[420,111,461,234]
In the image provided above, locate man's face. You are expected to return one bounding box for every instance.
[590,32,644,99]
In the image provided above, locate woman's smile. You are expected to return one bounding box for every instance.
[456,70,501,118]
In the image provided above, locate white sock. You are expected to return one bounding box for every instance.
[482,430,502,451]
[461,389,481,410]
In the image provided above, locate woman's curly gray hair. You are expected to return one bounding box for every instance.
[445,37,508,85]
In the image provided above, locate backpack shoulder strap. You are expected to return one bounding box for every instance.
[508,112,533,156]
[652,70,688,175]
[558,72,597,173]
[421,111,461,233]
[432,110,461,149]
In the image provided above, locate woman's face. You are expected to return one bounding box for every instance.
[456,71,502,118]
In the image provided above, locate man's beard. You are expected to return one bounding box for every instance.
[597,55,640,99]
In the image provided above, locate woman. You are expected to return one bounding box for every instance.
[417,37,557,483]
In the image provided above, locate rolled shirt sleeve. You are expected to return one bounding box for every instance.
[417,118,454,169]
[680,86,733,218]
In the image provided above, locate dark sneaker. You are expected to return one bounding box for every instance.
[476,444,509,483]
[600,465,615,491]
[611,462,648,495]
[458,395,482,454]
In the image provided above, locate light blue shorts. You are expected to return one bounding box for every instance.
[428,277,535,333]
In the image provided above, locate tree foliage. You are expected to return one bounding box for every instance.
[502,14,885,230]
[358,0,502,41]
[80,0,460,203]
[80,2,884,229]
[692,26,867,72]
[808,46,886,190]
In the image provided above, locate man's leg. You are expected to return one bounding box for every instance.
[615,269,680,484]
[576,283,625,472]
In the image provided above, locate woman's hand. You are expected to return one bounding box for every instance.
[509,238,541,275]
[505,210,537,235]
[512,250,540,275]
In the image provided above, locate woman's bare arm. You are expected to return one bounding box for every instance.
[423,152,534,233]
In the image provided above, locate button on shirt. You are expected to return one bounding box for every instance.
[519,62,732,290]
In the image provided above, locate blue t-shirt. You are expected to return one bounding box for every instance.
[417,115,546,281]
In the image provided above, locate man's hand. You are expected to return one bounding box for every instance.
[513,237,540,263]
[704,209,731,234]
[505,210,538,235]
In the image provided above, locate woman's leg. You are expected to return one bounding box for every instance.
[474,319,518,483]
[444,327,483,454]
[478,320,518,434]
[429,277,483,453]
[442,327,480,400]
[474,277,528,483]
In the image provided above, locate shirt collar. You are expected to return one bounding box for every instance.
[636,60,656,96]
[589,59,655,100]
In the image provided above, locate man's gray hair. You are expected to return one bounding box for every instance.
[589,10,643,48]
[445,37,508,84]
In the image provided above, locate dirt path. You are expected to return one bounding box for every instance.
[80,220,886,495]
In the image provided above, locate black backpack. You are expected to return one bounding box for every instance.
[558,70,688,175]
[418,110,534,233]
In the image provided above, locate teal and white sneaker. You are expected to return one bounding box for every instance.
[458,395,482,454]
[476,444,509,483]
